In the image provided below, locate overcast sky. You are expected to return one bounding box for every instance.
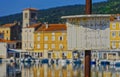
[0,0,106,17]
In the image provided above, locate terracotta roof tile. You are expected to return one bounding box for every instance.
[36,24,66,32]
[26,23,41,28]
[0,23,16,28]
[0,39,16,43]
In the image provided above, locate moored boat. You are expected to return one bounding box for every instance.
[100,59,110,66]
[115,60,120,67]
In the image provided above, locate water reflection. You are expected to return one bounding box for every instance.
[1,62,120,77]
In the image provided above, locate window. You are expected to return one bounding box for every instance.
[112,41,116,48]
[59,36,63,41]
[30,43,32,48]
[24,44,26,48]
[44,36,48,41]
[8,44,10,48]
[51,44,55,49]
[112,23,116,29]
[44,44,48,49]
[37,44,40,49]
[31,13,36,18]
[37,36,40,41]
[52,32,55,35]
[6,30,8,34]
[59,44,63,49]
[26,23,28,27]
[119,42,120,48]
[37,33,40,36]
[119,23,120,28]
[13,45,15,49]
[25,13,28,19]
[112,31,116,37]
[119,31,120,37]
[51,36,55,41]
[62,33,65,35]
[6,37,9,40]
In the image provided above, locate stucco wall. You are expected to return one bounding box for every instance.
[67,17,110,50]
[0,42,7,58]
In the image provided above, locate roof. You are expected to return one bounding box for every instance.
[23,8,38,11]
[0,23,16,28]
[26,23,41,28]
[61,14,111,19]
[36,24,66,32]
[7,49,19,53]
[0,39,16,43]
[110,14,120,21]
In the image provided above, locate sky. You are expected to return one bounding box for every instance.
[0,0,106,17]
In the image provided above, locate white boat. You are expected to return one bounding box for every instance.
[20,58,24,62]
[60,59,67,66]
[48,59,54,64]
[109,60,115,65]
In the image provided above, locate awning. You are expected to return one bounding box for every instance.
[7,49,19,53]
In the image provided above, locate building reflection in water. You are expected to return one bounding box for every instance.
[1,62,120,77]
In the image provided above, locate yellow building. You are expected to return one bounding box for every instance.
[110,15,120,49]
[34,24,68,58]
[0,24,11,40]
[0,22,21,41]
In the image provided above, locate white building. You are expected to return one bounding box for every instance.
[22,8,39,50]
[22,23,41,50]
[22,8,38,28]
[0,63,7,77]
[62,14,110,50]
[0,39,17,58]
[0,42,7,58]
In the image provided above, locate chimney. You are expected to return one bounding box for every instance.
[44,22,48,29]
[86,0,92,14]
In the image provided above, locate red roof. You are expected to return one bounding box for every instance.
[0,39,16,43]
[0,23,16,28]
[26,23,41,28]
[23,8,38,11]
[36,24,66,32]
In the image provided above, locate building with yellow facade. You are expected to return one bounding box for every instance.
[34,23,69,58]
[110,14,120,49]
[0,24,11,40]
[0,22,21,41]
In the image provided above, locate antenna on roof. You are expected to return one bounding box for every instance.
[29,4,31,8]
[29,0,32,8]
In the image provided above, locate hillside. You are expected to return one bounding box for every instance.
[0,0,120,25]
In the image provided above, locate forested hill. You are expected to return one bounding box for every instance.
[0,0,120,25]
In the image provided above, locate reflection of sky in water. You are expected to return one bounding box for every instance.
[1,63,120,77]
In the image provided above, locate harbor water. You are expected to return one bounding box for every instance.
[0,61,120,77]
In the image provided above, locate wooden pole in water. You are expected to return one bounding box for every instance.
[85,0,92,77]
[85,50,91,77]
[86,0,92,14]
